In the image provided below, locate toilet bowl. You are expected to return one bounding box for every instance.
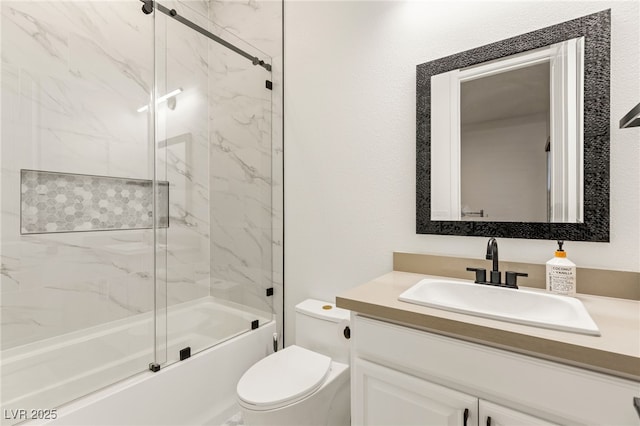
[237,299,351,426]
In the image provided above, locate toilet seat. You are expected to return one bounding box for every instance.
[237,345,332,411]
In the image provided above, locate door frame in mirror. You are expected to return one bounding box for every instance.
[416,9,610,241]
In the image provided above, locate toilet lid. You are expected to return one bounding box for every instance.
[237,345,332,410]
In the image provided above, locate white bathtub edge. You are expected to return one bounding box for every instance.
[26,322,276,426]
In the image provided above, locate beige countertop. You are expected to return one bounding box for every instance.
[336,271,640,381]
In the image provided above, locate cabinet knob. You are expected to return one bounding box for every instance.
[343,326,351,339]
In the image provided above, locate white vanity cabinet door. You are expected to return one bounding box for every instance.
[479,400,560,426]
[352,314,640,425]
[353,358,477,426]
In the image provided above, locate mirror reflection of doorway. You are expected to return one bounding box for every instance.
[430,37,584,223]
[460,61,550,222]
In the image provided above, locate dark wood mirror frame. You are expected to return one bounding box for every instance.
[416,9,610,241]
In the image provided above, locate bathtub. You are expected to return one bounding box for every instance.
[1,297,275,426]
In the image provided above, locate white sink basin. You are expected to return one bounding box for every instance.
[398,279,600,336]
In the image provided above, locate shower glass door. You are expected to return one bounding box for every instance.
[0,1,276,420]
[153,1,274,367]
[1,1,157,422]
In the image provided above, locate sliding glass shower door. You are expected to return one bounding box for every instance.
[0,1,276,421]
[153,1,275,367]
[0,1,157,422]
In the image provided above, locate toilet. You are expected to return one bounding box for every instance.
[237,299,351,426]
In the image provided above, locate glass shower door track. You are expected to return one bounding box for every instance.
[139,0,272,71]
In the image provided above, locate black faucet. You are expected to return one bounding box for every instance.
[486,237,500,284]
[466,237,528,289]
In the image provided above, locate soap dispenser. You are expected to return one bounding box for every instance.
[546,241,576,295]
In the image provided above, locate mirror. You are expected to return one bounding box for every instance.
[416,10,610,241]
[431,38,584,223]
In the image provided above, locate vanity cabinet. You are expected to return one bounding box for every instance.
[351,314,640,425]
[353,358,556,426]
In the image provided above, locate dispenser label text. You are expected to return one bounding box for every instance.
[548,266,575,294]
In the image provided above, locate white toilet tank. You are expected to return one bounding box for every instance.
[295,299,350,364]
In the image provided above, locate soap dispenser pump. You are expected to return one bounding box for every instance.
[546,241,576,295]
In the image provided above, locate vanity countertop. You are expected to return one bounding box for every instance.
[336,271,640,381]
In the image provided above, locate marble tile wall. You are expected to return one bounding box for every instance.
[1,0,283,354]
[1,1,155,350]
[0,0,209,350]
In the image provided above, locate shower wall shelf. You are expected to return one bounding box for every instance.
[20,169,169,235]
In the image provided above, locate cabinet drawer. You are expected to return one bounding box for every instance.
[353,314,640,425]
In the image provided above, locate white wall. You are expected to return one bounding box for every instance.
[284,1,640,342]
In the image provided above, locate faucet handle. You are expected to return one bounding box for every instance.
[466,267,486,284]
[505,271,528,289]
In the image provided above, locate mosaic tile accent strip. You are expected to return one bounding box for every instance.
[21,170,169,234]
